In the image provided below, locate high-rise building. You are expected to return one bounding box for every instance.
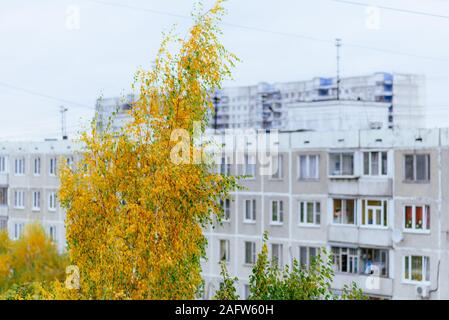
[210,72,425,131]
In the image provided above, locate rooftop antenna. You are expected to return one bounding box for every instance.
[60,106,68,140]
[335,38,342,100]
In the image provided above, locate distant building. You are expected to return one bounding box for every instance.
[210,72,425,131]
[285,100,389,131]
[96,94,135,133]
[0,139,79,252]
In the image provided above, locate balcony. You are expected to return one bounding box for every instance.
[0,206,7,217]
[0,174,8,186]
[328,176,392,196]
[328,225,392,247]
[328,175,360,195]
[333,273,393,298]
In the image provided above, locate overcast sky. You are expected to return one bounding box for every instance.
[1,0,449,140]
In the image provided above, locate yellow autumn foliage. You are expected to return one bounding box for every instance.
[0,223,67,298]
[59,0,238,300]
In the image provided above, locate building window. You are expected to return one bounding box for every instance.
[34,157,41,175]
[271,243,283,267]
[243,285,250,299]
[363,151,387,176]
[219,155,231,176]
[14,190,25,209]
[361,248,389,277]
[243,154,256,177]
[14,223,24,240]
[333,199,356,225]
[0,188,7,206]
[404,255,430,283]
[220,198,231,221]
[66,156,74,167]
[332,247,359,274]
[0,156,7,173]
[361,199,388,227]
[404,205,430,232]
[244,241,256,265]
[0,217,7,231]
[32,191,41,211]
[298,201,320,225]
[49,157,57,176]
[298,154,319,180]
[49,226,57,242]
[271,200,284,224]
[244,199,256,222]
[299,246,318,268]
[48,192,57,211]
[271,155,283,179]
[329,153,354,176]
[404,154,430,182]
[219,239,230,262]
[14,158,25,175]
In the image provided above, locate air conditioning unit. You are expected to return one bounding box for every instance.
[415,285,430,299]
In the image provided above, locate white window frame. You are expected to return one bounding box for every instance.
[299,246,319,268]
[32,191,41,211]
[244,199,256,223]
[243,154,256,178]
[361,199,388,228]
[244,241,256,265]
[298,200,321,226]
[14,190,25,209]
[49,226,57,242]
[271,243,283,267]
[219,239,230,263]
[332,247,359,274]
[328,152,354,176]
[270,154,283,180]
[49,157,57,176]
[14,158,25,176]
[0,187,7,206]
[0,156,7,174]
[270,200,284,225]
[404,154,430,182]
[363,151,388,176]
[221,198,231,222]
[34,157,41,176]
[48,192,57,211]
[403,255,430,284]
[332,198,357,225]
[404,205,430,233]
[14,223,24,240]
[298,154,319,180]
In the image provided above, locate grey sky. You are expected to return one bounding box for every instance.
[1,0,449,140]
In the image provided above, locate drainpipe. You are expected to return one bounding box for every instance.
[429,260,440,298]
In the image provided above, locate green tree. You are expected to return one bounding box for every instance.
[213,261,240,300]
[215,233,366,300]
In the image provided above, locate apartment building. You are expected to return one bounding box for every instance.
[0,139,78,252]
[202,128,449,300]
[95,73,426,133]
[211,72,425,131]
[2,127,448,299]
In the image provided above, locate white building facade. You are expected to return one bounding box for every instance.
[202,128,449,300]
[211,72,425,131]
[0,128,448,299]
[0,140,78,252]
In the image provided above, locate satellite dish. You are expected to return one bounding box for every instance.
[392,229,404,244]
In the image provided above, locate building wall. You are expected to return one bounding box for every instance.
[204,128,449,300]
[2,127,449,300]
